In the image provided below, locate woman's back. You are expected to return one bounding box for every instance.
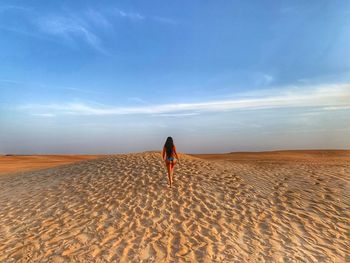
[164,145,176,158]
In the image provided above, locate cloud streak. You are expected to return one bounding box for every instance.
[114,9,145,21]
[85,9,112,28]
[36,16,104,52]
[1,5,176,53]
[112,8,177,24]
[0,5,29,13]
[20,84,350,116]
[32,113,55,117]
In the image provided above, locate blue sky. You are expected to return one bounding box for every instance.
[0,0,349,154]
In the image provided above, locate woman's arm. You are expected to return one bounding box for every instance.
[162,146,166,160]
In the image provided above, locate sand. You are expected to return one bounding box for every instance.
[191,150,350,164]
[0,155,101,176]
[0,151,349,262]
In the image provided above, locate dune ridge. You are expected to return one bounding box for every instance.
[0,155,102,176]
[0,152,349,262]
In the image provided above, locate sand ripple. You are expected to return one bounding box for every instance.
[0,152,349,262]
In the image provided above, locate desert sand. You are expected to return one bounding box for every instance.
[0,155,101,176]
[0,151,349,262]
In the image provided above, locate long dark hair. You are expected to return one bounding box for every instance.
[164,137,174,157]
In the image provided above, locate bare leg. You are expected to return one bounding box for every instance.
[170,161,176,185]
[170,168,173,185]
[166,163,172,188]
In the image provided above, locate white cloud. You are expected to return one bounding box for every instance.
[20,84,350,116]
[323,106,350,111]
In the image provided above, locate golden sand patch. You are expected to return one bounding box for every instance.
[0,151,349,262]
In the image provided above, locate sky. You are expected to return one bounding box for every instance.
[0,0,349,154]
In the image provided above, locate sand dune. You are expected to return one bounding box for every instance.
[0,151,349,262]
[192,150,350,164]
[0,155,101,176]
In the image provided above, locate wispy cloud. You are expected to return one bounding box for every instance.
[1,5,176,53]
[0,79,25,85]
[32,113,55,118]
[0,5,29,13]
[127,97,149,105]
[156,113,200,117]
[114,8,145,21]
[85,9,111,28]
[323,106,350,111]
[0,5,106,52]
[0,5,56,42]
[0,78,48,89]
[112,8,177,24]
[254,73,274,86]
[0,25,52,42]
[36,16,104,52]
[20,84,350,116]
[64,87,107,95]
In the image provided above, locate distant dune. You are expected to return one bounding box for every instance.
[0,151,349,262]
[0,155,102,176]
[192,149,350,164]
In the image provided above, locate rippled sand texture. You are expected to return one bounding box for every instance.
[0,152,349,262]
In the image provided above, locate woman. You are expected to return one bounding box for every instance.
[162,137,179,188]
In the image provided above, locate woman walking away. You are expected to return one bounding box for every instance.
[162,137,179,188]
